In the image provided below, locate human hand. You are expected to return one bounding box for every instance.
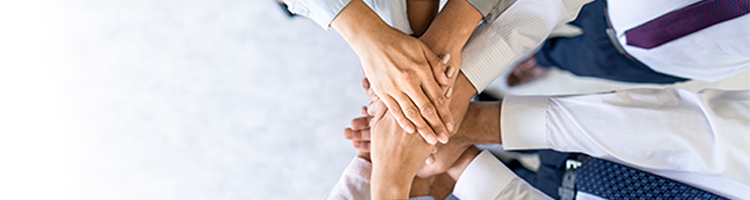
[332,0,456,145]
[343,106,372,152]
[417,129,472,178]
[357,34,455,145]
[370,108,435,199]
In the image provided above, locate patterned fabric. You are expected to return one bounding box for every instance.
[625,0,750,49]
[576,158,728,200]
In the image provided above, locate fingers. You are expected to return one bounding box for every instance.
[379,95,416,134]
[426,154,436,165]
[352,140,370,152]
[344,128,371,141]
[360,106,368,116]
[361,77,370,93]
[392,92,441,145]
[429,53,452,86]
[350,116,371,131]
[415,73,453,143]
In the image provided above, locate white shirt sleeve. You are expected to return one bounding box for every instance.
[325,157,372,200]
[500,87,750,188]
[285,0,352,29]
[459,0,592,92]
[453,150,552,200]
[285,0,412,34]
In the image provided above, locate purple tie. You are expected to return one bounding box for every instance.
[625,0,750,49]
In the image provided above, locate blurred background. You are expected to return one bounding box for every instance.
[1,1,748,200]
[1,0,365,199]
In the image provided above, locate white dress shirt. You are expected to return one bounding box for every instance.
[451,87,750,200]
[609,0,750,82]
[284,0,502,31]
[461,0,750,92]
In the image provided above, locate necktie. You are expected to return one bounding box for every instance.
[625,0,750,49]
[575,157,727,200]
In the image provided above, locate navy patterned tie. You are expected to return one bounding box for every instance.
[575,157,728,200]
[625,0,750,49]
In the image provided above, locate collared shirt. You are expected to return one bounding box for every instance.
[461,0,750,92]
[609,0,750,82]
[451,87,750,200]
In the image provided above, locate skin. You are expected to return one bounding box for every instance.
[407,0,439,37]
[370,107,435,199]
[336,0,489,198]
[332,0,455,145]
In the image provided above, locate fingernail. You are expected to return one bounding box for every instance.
[442,54,451,65]
[446,122,454,132]
[405,125,415,133]
[426,134,437,144]
[438,133,449,144]
[362,81,369,89]
[445,66,456,78]
[445,87,453,98]
[426,156,435,165]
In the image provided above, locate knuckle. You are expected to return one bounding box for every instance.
[433,96,446,105]
[420,105,435,116]
[404,107,420,119]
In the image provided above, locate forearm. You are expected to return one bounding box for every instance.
[372,175,412,199]
[447,146,480,180]
[445,73,478,138]
[331,0,394,52]
[407,0,439,37]
[459,101,502,144]
[419,0,483,54]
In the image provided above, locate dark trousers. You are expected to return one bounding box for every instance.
[534,0,688,84]
[503,150,579,200]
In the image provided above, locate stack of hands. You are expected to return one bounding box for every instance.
[330,0,487,198]
[344,77,479,199]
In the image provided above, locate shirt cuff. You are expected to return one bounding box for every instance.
[285,0,352,29]
[453,150,517,200]
[501,95,550,150]
[345,156,372,181]
[466,0,502,17]
[460,22,515,92]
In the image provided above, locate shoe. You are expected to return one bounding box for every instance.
[507,55,549,87]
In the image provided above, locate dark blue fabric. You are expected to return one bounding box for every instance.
[506,150,579,199]
[576,157,728,200]
[534,0,689,84]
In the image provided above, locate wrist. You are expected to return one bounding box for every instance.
[447,146,479,180]
[461,102,502,144]
[371,168,413,199]
[330,0,391,51]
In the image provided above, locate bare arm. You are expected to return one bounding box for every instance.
[332,0,456,145]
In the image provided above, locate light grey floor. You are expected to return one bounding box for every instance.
[1,0,748,200]
[4,1,366,199]
[61,1,369,199]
